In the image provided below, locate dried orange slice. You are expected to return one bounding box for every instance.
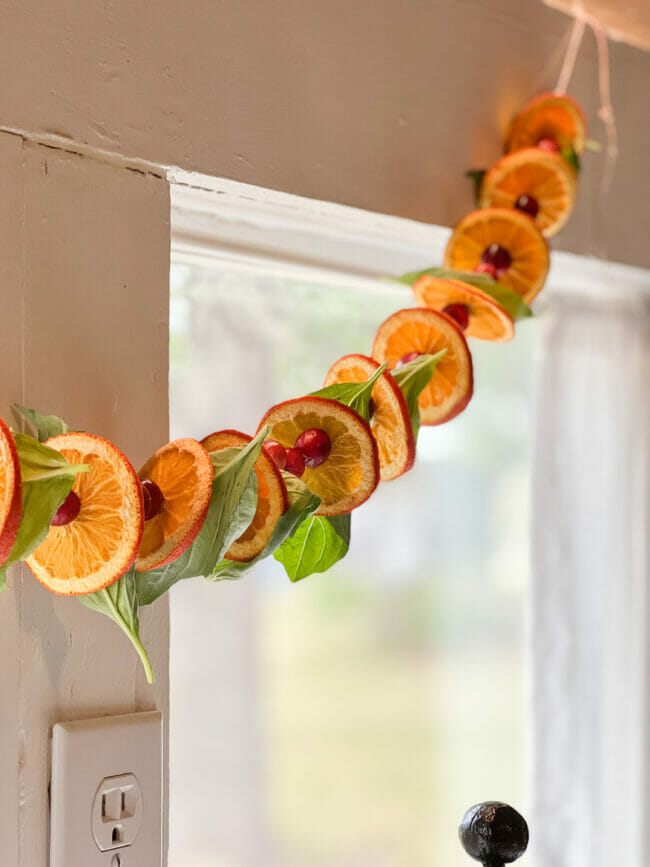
[0,419,22,566]
[324,354,415,482]
[413,276,514,342]
[257,397,379,516]
[26,433,144,595]
[444,207,550,303]
[505,91,587,154]
[372,308,473,425]
[201,429,289,562]
[479,148,577,237]
[136,438,213,571]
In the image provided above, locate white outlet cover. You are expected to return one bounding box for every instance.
[50,711,162,867]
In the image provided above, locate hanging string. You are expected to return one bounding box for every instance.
[555,17,586,95]
[553,12,619,260]
[590,18,618,260]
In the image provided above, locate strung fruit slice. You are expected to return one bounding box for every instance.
[412,276,514,342]
[27,433,144,595]
[479,148,577,237]
[372,308,473,425]
[444,207,550,303]
[505,91,587,154]
[324,354,415,481]
[201,429,289,562]
[0,418,22,566]
[257,397,379,516]
[136,438,213,571]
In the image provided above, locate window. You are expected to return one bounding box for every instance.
[167,179,534,866]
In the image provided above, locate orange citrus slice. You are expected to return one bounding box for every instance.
[257,397,379,516]
[136,438,213,571]
[413,276,514,342]
[201,429,289,562]
[26,433,144,595]
[505,91,587,154]
[372,308,473,425]
[479,148,577,237]
[444,207,550,303]
[0,418,22,566]
[324,354,415,482]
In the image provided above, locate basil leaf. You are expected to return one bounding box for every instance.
[394,266,533,321]
[14,433,90,482]
[465,168,486,204]
[12,403,70,442]
[80,566,154,684]
[561,146,580,172]
[4,474,75,569]
[273,512,350,582]
[136,428,267,605]
[391,351,447,440]
[1,435,91,580]
[310,363,386,421]
[210,473,321,581]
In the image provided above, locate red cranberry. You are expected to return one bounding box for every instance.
[263,439,287,470]
[515,194,539,218]
[537,136,560,153]
[475,262,497,278]
[480,243,512,276]
[142,479,164,520]
[294,428,331,469]
[395,351,422,369]
[285,448,306,477]
[51,490,81,526]
[442,303,470,330]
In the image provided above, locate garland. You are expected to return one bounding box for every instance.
[0,88,591,683]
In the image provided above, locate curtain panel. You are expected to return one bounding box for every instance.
[530,286,650,867]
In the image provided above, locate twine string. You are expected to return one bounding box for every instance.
[554,11,619,259]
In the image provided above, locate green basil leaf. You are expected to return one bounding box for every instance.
[1,434,91,575]
[465,168,486,204]
[210,473,322,581]
[12,403,70,442]
[391,351,447,440]
[273,512,350,582]
[14,433,90,482]
[310,363,386,421]
[561,146,580,172]
[4,475,75,570]
[394,266,533,321]
[80,566,154,684]
[136,428,268,605]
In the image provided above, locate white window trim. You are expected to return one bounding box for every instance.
[169,169,650,305]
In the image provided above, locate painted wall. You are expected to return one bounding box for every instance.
[0,0,648,266]
[0,132,170,865]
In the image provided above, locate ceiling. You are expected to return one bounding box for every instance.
[544,0,650,50]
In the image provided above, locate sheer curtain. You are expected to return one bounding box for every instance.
[530,280,650,866]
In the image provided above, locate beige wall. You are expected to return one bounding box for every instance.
[0,131,170,866]
[1,0,648,267]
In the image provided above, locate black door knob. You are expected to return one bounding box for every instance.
[459,802,529,865]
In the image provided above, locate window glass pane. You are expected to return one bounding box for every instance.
[169,257,532,867]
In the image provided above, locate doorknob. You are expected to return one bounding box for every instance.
[459,802,529,865]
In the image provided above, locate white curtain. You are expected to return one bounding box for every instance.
[530,285,650,866]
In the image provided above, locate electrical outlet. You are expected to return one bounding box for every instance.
[92,773,144,851]
[50,711,162,867]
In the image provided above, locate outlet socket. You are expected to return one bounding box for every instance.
[50,711,162,866]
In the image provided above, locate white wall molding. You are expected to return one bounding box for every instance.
[171,174,650,303]
[0,131,171,866]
